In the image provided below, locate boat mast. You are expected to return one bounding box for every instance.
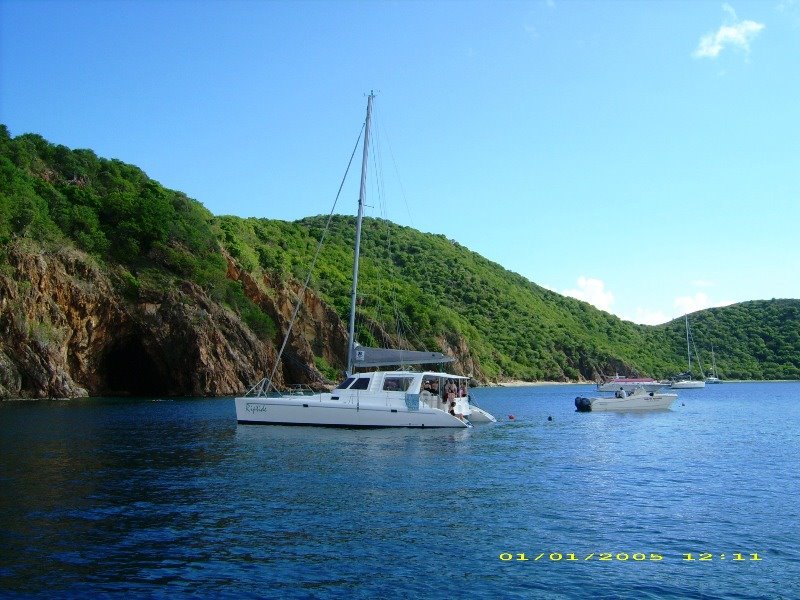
[685,314,691,375]
[346,92,374,375]
[711,345,717,377]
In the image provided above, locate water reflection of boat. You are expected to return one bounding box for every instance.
[235,94,495,428]
[575,386,678,412]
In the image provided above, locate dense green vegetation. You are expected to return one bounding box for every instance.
[0,125,275,340]
[2,125,798,381]
[220,214,800,380]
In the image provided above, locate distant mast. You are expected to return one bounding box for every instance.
[346,92,374,375]
[685,314,691,375]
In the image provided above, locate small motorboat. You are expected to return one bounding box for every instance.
[575,386,678,412]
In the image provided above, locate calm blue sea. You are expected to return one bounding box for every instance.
[1,382,799,599]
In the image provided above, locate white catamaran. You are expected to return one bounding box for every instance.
[235,94,496,428]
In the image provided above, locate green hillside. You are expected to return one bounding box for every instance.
[218,214,800,380]
[2,125,798,383]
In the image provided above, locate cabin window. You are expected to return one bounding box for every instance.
[335,377,356,390]
[349,377,370,390]
[382,377,414,392]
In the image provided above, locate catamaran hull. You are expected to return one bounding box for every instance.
[575,392,678,412]
[235,396,470,428]
[467,405,497,423]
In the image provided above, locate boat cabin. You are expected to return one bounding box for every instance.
[334,370,470,412]
[336,371,467,395]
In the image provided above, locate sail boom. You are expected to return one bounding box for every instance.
[352,345,455,368]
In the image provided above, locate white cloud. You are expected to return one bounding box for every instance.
[674,292,712,314]
[630,308,669,326]
[558,278,737,326]
[693,6,765,59]
[563,276,614,312]
[673,292,734,315]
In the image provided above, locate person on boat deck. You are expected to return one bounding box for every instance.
[445,380,457,401]
[449,399,466,421]
[423,379,442,408]
[615,388,628,398]
[459,383,467,397]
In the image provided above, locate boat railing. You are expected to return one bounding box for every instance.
[286,384,316,396]
[242,378,316,398]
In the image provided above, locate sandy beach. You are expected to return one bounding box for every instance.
[490,380,587,387]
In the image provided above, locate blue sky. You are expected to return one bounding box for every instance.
[2,0,798,325]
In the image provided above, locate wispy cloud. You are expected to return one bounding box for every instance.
[776,0,800,28]
[629,307,669,326]
[673,292,734,315]
[525,2,554,40]
[559,278,736,325]
[563,276,614,312]
[693,4,765,59]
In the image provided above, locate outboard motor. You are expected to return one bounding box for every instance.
[575,396,592,412]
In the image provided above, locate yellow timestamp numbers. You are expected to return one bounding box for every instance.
[499,552,763,562]
[500,552,664,562]
[683,553,762,561]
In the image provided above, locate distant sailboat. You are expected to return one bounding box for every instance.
[706,345,722,384]
[671,315,705,389]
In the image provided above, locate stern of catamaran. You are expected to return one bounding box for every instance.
[416,372,497,425]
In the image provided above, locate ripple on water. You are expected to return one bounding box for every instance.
[1,384,798,598]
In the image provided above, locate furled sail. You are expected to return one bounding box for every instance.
[352,344,454,368]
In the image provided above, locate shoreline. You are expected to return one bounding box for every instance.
[491,380,585,387]
[2,379,799,401]
[483,378,800,388]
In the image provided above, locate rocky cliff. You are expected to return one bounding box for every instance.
[0,240,353,399]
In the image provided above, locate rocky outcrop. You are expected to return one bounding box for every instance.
[225,257,348,386]
[436,332,486,382]
[1,242,114,398]
[0,240,486,399]
[0,241,339,398]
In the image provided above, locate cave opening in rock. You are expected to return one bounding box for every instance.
[103,336,172,396]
